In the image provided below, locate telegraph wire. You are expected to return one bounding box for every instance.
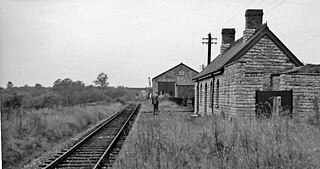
[219,0,256,30]
[265,0,288,14]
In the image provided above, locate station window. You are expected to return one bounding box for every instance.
[210,81,213,108]
[216,80,219,107]
[200,84,202,105]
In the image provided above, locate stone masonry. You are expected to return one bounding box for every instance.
[279,73,320,118]
[235,35,296,116]
[193,9,308,117]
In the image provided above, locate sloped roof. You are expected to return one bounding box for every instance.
[152,63,198,81]
[281,64,320,74]
[193,24,303,80]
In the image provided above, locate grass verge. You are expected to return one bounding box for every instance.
[1,102,123,169]
[113,100,320,169]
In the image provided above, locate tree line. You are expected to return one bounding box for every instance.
[0,73,141,112]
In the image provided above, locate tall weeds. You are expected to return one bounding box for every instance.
[1,102,123,169]
[114,101,320,169]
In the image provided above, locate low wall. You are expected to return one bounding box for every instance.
[279,73,320,118]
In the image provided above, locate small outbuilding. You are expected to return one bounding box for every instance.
[152,63,198,98]
[273,64,320,117]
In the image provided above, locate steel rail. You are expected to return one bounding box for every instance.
[43,105,131,169]
[93,103,140,169]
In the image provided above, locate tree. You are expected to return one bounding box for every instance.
[3,93,22,109]
[53,78,75,106]
[93,73,109,88]
[35,83,42,88]
[52,78,87,106]
[7,81,13,89]
[72,81,85,91]
[53,79,62,87]
[53,78,73,90]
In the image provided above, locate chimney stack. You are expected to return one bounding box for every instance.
[243,9,263,41]
[220,28,235,54]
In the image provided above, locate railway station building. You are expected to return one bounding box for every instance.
[152,63,198,98]
[193,9,320,118]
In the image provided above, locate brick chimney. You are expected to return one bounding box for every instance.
[220,28,235,54]
[243,9,263,42]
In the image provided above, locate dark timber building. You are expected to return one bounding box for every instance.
[152,63,198,98]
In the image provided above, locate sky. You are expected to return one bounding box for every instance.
[1,0,320,88]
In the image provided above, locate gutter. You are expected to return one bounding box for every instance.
[193,70,223,82]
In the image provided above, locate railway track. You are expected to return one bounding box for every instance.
[41,103,141,169]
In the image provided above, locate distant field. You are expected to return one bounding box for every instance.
[1,102,124,169]
[113,100,320,169]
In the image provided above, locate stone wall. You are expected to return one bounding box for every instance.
[236,35,296,116]
[194,82,199,113]
[218,62,242,115]
[271,75,281,90]
[194,62,242,116]
[279,74,320,118]
[195,35,300,117]
[195,78,213,115]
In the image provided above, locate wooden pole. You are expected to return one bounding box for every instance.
[207,33,212,66]
[277,96,281,117]
[272,96,280,118]
[202,33,217,66]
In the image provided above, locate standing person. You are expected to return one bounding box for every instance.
[152,92,159,115]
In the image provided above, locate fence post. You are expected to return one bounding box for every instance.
[314,97,319,125]
[272,96,280,118]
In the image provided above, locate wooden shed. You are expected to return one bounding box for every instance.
[152,63,198,98]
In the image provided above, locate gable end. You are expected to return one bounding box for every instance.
[152,63,198,81]
[228,27,303,66]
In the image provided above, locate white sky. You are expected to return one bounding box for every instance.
[1,0,320,88]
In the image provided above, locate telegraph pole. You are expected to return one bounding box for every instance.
[202,33,217,66]
[148,77,151,99]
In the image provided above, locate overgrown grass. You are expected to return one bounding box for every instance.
[113,101,320,169]
[1,102,123,169]
[140,99,192,113]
